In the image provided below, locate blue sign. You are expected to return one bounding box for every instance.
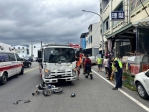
[110,11,125,21]
[81,38,86,49]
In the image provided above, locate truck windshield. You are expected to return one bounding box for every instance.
[44,48,75,63]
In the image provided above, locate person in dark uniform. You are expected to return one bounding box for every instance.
[107,56,112,80]
[112,58,122,90]
[84,54,92,79]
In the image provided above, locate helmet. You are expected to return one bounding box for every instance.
[71,93,76,97]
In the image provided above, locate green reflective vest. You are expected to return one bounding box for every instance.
[97,58,102,64]
[112,58,123,72]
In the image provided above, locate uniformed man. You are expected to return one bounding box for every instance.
[111,56,123,90]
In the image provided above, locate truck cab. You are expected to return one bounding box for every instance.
[38,44,77,83]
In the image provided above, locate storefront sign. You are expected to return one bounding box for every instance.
[110,11,125,21]
[128,56,136,61]
[122,56,128,62]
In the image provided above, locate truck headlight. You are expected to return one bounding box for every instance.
[44,69,51,78]
[72,69,76,76]
[69,64,72,68]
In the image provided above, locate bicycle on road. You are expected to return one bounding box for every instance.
[32,82,63,96]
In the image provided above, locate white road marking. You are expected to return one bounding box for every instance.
[92,69,149,112]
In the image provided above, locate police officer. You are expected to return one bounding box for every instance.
[111,56,123,90]
[118,55,123,88]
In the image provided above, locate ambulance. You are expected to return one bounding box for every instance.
[0,42,24,85]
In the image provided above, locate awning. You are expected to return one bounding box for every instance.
[132,17,149,26]
[106,23,133,39]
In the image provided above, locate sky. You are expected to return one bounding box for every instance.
[0,0,100,45]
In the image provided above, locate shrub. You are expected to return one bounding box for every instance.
[122,72,137,91]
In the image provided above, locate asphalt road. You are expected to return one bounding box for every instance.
[0,62,149,112]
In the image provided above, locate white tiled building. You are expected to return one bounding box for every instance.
[29,43,42,58]
[86,22,101,49]
[13,43,44,58]
[13,45,29,58]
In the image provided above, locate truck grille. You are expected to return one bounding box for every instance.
[51,71,71,74]
[51,73,71,78]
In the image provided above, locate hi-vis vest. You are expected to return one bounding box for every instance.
[97,58,102,64]
[112,58,122,72]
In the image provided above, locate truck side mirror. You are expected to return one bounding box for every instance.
[38,58,42,62]
[38,50,42,58]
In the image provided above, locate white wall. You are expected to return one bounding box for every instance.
[29,43,42,58]
[13,45,29,58]
[86,22,101,48]
[92,22,101,47]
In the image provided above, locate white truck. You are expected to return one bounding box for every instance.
[38,44,77,83]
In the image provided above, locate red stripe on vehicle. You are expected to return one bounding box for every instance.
[0,64,23,72]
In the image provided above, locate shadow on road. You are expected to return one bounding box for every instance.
[54,80,75,87]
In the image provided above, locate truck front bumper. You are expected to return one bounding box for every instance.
[42,76,76,83]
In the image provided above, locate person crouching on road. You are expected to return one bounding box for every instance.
[84,54,93,79]
[76,55,82,80]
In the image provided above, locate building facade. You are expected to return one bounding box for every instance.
[13,45,29,58]
[80,32,88,50]
[86,22,101,48]
[29,43,43,58]
[13,42,43,58]
[100,0,149,74]
[100,0,130,56]
[100,0,149,57]
[130,0,149,55]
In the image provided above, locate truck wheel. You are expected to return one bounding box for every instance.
[0,72,8,85]
[20,67,24,75]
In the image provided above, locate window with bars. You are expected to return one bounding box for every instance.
[130,0,146,11]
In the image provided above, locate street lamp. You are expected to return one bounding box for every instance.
[82,10,104,57]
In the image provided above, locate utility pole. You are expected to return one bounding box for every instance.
[82,10,104,57]
[31,42,33,56]
[41,41,42,48]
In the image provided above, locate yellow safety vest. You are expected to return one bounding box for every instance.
[97,58,102,64]
[117,58,123,69]
[112,58,123,72]
[112,58,117,71]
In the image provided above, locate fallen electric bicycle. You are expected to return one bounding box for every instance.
[32,82,63,96]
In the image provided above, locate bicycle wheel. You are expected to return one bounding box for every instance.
[43,88,52,96]
[53,87,63,93]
